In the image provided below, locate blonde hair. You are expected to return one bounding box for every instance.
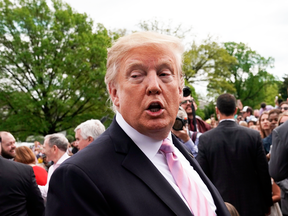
[225,202,240,216]
[105,31,185,109]
[278,111,288,125]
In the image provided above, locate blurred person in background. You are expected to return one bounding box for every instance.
[280,101,288,113]
[271,112,288,216]
[239,121,248,127]
[39,133,70,202]
[0,131,16,159]
[278,112,288,126]
[74,119,106,151]
[180,94,211,133]
[241,106,255,122]
[262,109,281,159]
[0,137,45,215]
[14,146,48,186]
[247,117,258,128]
[172,107,198,157]
[259,102,274,115]
[254,109,260,118]
[259,111,272,155]
[269,109,281,130]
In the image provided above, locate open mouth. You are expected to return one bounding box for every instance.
[147,102,163,112]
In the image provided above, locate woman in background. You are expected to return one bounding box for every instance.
[14,146,47,186]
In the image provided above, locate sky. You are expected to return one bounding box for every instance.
[64,0,288,95]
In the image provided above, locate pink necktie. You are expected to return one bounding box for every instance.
[160,139,215,216]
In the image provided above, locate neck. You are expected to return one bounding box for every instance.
[53,151,65,164]
[218,114,234,121]
[188,114,193,120]
[264,129,271,137]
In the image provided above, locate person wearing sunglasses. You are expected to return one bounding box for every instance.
[180,95,211,133]
[280,101,288,112]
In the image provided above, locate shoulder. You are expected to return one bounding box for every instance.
[1,158,32,172]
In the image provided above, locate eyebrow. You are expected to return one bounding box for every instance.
[125,59,175,74]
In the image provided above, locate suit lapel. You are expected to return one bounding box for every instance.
[109,120,192,216]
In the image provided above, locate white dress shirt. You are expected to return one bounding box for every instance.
[116,112,216,213]
[38,152,70,202]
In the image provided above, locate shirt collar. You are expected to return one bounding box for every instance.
[55,152,70,165]
[116,111,172,160]
[219,119,235,123]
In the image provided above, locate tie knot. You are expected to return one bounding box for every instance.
[160,139,174,153]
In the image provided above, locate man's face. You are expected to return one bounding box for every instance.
[280,104,288,112]
[1,133,16,159]
[269,113,279,129]
[75,129,91,151]
[242,112,248,119]
[180,95,194,115]
[43,139,53,162]
[110,46,182,140]
[254,110,260,118]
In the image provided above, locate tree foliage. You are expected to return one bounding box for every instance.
[278,74,288,100]
[216,42,278,107]
[183,38,237,90]
[0,0,113,140]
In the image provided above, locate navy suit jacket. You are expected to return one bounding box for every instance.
[270,120,288,181]
[197,121,272,216]
[46,119,229,216]
[0,157,45,216]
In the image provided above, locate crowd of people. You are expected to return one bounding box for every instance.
[0,31,288,216]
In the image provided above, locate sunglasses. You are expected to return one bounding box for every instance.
[281,107,288,111]
[180,99,194,105]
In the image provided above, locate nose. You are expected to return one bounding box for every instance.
[146,72,162,95]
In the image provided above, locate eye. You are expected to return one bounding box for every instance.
[158,69,174,82]
[130,71,143,78]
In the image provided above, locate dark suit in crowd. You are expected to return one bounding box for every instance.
[0,156,45,216]
[270,120,288,182]
[197,120,272,216]
[46,119,230,216]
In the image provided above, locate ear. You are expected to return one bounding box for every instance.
[53,145,57,153]
[88,136,94,143]
[109,83,119,107]
[233,108,238,115]
[215,107,219,114]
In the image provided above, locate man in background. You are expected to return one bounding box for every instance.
[241,106,255,122]
[39,133,70,202]
[0,131,16,159]
[0,136,45,215]
[74,119,105,151]
[197,93,272,216]
[180,94,211,133]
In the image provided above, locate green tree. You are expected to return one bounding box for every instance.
[215,42,278,108]
[183,38,237,95]
[278,74,288,100]
[0,0,113,140]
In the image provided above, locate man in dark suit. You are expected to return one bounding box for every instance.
[46,31,230,216]
[197,93,273,216]
[0,136,45,216]
[269,120,288,181]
